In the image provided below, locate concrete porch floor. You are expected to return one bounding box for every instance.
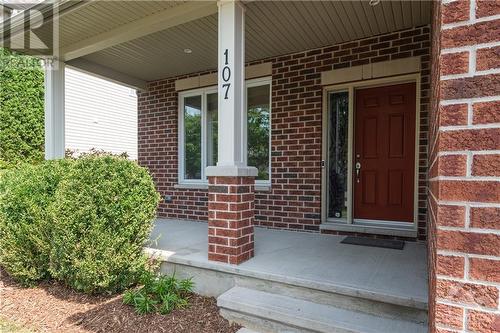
[147,219,428,309]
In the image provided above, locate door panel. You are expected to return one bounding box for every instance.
[354,83,416,223]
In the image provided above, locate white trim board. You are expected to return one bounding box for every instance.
[321,57,421,86]
[175,63,272,91]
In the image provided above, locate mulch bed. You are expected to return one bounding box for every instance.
[0,268,241,333]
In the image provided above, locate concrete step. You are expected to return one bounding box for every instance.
[234,274,428,324]
[160,260,427,324]
[218,287,428,333]
[236,328,261,333]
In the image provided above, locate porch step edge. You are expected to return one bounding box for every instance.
[319,222,417,238]
[218,287,428,333]
[146,247,428,310]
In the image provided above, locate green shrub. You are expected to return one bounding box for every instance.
[0,160,72,285]
[48,156,160,294]
[0,49,45,169]
[123,271,194,315]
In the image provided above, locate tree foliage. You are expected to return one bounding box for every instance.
[0,49,45,169]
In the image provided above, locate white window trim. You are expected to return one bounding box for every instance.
[178,76,272,187]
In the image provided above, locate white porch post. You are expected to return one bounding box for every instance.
[44,59,65,160]
[205,0,257,265]
[206,0,255,176]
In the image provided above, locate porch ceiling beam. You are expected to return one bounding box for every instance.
[0,0,93,56]
[66,58,147,91]
[60,1,218,62]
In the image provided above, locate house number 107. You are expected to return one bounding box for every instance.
[222,49,231,100]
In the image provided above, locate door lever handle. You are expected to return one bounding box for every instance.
[355,162,361,183]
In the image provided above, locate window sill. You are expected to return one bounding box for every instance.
[255,184,271,192]
[174,183,271,192]
[174,183,208,190]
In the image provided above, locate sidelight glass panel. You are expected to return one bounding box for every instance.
[184,95,202,179]
[206,93,218,167]
[328,91,349,219]
[247,84,270,181]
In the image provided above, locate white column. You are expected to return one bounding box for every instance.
[44,59,65,160]
[206,0,257,177]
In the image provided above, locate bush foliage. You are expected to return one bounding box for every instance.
[0,160,72,284]
[0,49,45,169]
[48,156,160,294]
[0,156,160,293]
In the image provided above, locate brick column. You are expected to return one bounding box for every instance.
[208,176,255,264]
[429,1,500,332]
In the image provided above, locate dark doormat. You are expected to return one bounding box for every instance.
[340,236,405,250]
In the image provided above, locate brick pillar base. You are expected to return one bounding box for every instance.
[207,176,255,265]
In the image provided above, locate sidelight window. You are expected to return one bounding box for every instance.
[328,91,349,219]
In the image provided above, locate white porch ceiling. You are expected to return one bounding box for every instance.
[78,0,432,83]
[7,0,432,88]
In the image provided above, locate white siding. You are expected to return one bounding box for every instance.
[65,68,138,159]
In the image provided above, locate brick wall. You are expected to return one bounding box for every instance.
[429,1,500,332]
[207,176,255,265]
[138,26,431,240]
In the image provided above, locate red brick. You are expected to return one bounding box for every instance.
[473,101,500,124]
[467,310,500,333]
[440,73,500,99]
[437,255,465,278]
[437,230,500,256]
[440,52,469,75]
[477,46,500,71]
[441,20,500,48]
[215,245,240,256]
[436,329,455,333]
[442,0,470,24]
[437,279,499,308]
[438,154,467,176]
[472,154,500,176]
[470,258,500,283]
[436,303,463,329]
[437,205,466,227]
[470,207,500,229]
[209,219,228,228]
[215,211,240,220]
[208,236,228,246]
[476,0,500,18]
[208,253,228,263]
[439,103,468,126]
[208,202,228,210]
[439,180,500,203]
[439,128,499,151]
[215,228,240,238]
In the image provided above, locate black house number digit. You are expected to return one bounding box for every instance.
[222,48,231,100]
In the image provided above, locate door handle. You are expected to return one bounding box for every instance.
[355,162,361,183]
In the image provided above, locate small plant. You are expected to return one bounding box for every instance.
[123,272,194,315]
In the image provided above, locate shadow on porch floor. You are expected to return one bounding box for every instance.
[147,218,428,309]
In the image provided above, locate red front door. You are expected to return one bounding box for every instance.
[354,83,416,223]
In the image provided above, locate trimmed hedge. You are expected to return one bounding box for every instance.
[49,156,160,293]
[0,156,160,293]
[0,49,45,169]
[0,160,72,284]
